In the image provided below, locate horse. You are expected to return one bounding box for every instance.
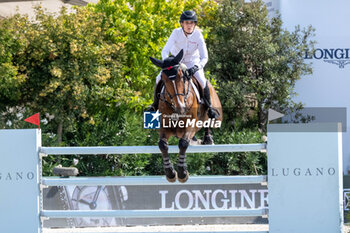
[149,49,222,183]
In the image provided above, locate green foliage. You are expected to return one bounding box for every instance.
[0,15,28,110]
[204,0,315,131]
[26,7,128,142]
[0,7,131,144]
[213,127,266,175]
[89,0,215,110]
[41,111,160,176]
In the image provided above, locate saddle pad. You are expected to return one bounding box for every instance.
[190,79,202,104]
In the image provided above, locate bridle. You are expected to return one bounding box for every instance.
[160,66,193,112]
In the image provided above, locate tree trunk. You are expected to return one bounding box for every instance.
[57,121,63,144]
[257,103,267,133]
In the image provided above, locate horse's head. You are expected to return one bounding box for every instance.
[150,50,192,114]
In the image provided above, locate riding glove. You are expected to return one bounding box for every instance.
[187,65,199,77]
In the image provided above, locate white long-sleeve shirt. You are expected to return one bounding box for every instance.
[161,28,208,70]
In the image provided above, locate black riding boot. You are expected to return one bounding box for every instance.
[203,82,219,119]
[146,81,163,112]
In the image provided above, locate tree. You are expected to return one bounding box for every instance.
[0,14,28,112]
[204,0,315,131]
[0,7,127,143]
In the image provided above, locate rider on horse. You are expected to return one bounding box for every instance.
[148,10,219,119]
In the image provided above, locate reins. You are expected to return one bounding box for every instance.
[160,71,193,112]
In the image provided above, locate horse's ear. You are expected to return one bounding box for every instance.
[149,57,163,68]
[173,49,184,64]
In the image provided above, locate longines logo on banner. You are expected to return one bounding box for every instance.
[305,48,350,68]
[0,171,35,181]
[270,167,336,177]
[159,188,268,210]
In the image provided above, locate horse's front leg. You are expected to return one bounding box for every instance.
[159,136,177,182]
[177,137,190,183]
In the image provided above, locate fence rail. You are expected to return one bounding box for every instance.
[39,143,267,155]
[41,209,268,218]
[42,175,267,186]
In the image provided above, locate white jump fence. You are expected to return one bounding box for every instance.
[0,123,344,233]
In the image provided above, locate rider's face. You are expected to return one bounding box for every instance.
[181,21,196,35]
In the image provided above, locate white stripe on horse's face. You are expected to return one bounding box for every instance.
[172,80,185,110]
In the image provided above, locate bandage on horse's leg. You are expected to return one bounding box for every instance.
[202,128,214,145]
[158,138,177,182]
[177,138,190,183]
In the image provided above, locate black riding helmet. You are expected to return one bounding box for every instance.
[180,10,197,23]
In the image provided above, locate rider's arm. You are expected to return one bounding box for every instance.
[197,32,208,70]
[161,30,177,60]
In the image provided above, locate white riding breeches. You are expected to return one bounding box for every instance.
[155,62,207,89]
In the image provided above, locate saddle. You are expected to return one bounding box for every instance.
[189,76,203,104]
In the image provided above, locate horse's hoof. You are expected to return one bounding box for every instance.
[166,171,177,183]
[202,134,214,145]
[190,138,202,145]
[178,172,189,183]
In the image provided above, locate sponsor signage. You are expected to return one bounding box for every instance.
[267,123,343,233]
[159,188,268,210]
[264,0,350,174]
[270,167,336,177]
[43,184,268,227]
[0,129,41,233]
[0,171,35,181]
[305,48,350,68]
